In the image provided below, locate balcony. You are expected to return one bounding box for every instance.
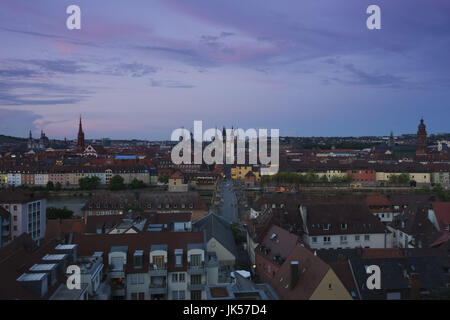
[188,282,206,291]
[187,262,206,275]
[148,264,167,276]
[110,270,125,279]
[110,280,126,297]
[149,281,167,295]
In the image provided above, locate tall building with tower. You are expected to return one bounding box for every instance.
[77,115,85,152]
[416,118,428,155]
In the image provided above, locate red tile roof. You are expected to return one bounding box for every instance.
[72,231,204,273]
[432,202,450,233]
[269,244,330,300]
[365,195,391,207]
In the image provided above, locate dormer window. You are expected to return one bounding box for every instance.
[341,223,347,230]
[323,224,330,231]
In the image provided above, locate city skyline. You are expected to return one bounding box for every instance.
[1,1,450,140]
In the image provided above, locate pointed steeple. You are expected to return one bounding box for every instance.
[77,115,85,152]
[79,115,83,133]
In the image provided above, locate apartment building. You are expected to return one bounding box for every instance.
[300,203,391,249]
[0,207,11,247]
[365,195,395,223]
[81,191,208,221]
[72,231,217,300]
[0,190,46,245]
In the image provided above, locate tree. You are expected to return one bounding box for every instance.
[109,175,125,190]
[79,176,101,190]
[54,182,62,191]
[129,178,145,189]
[47,181,54,191]
[158,175,169,184]
[46,206,74,219]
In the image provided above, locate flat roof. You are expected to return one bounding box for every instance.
[29,264,57,272]
[42,254,67,261]
[50,283,88,300]
[17,273,47,281]
[55,244,77,250]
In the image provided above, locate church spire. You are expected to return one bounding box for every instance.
[77,115,85,152]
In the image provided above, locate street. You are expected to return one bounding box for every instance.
[219,178,239,223]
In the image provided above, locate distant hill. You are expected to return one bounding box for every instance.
[0,135,26,144]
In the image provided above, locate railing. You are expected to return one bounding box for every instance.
[110,270,125,279]
[187,262,206,275]
[149,280,167,294]
[149,264,167,276]
[188,281,206,291]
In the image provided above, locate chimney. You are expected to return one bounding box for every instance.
[356,247,363,257]
[409,274,420,300]
[290,261,299,289]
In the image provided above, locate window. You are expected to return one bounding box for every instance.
[312,237,317,243]
[341,223,347,230]
[131,293,137,300]
[323,236,331,243]
[172,273,178,283]
[139,292,145,300]
[340,236,347,243]
[13,215,17,221]
[355,235,360,241]
[364,235,370,241]
[175,254,182,266]
[323,224,330,231]
[179,273,185,282]
[190,254,201,267]
[153,255,165,269]
[173,290,185,300]
[191,290,201,300]
[191,275,202,285]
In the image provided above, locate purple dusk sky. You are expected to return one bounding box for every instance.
[0,0,449,140]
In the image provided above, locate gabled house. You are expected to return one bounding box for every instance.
[193,213,237,267]
[254,225,299,282]
[269,244,352,300]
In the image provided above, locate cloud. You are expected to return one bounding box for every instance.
[149,78,195,89]
[0,80,91,106]
[108,62,159,77]
[0,27,98,48]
